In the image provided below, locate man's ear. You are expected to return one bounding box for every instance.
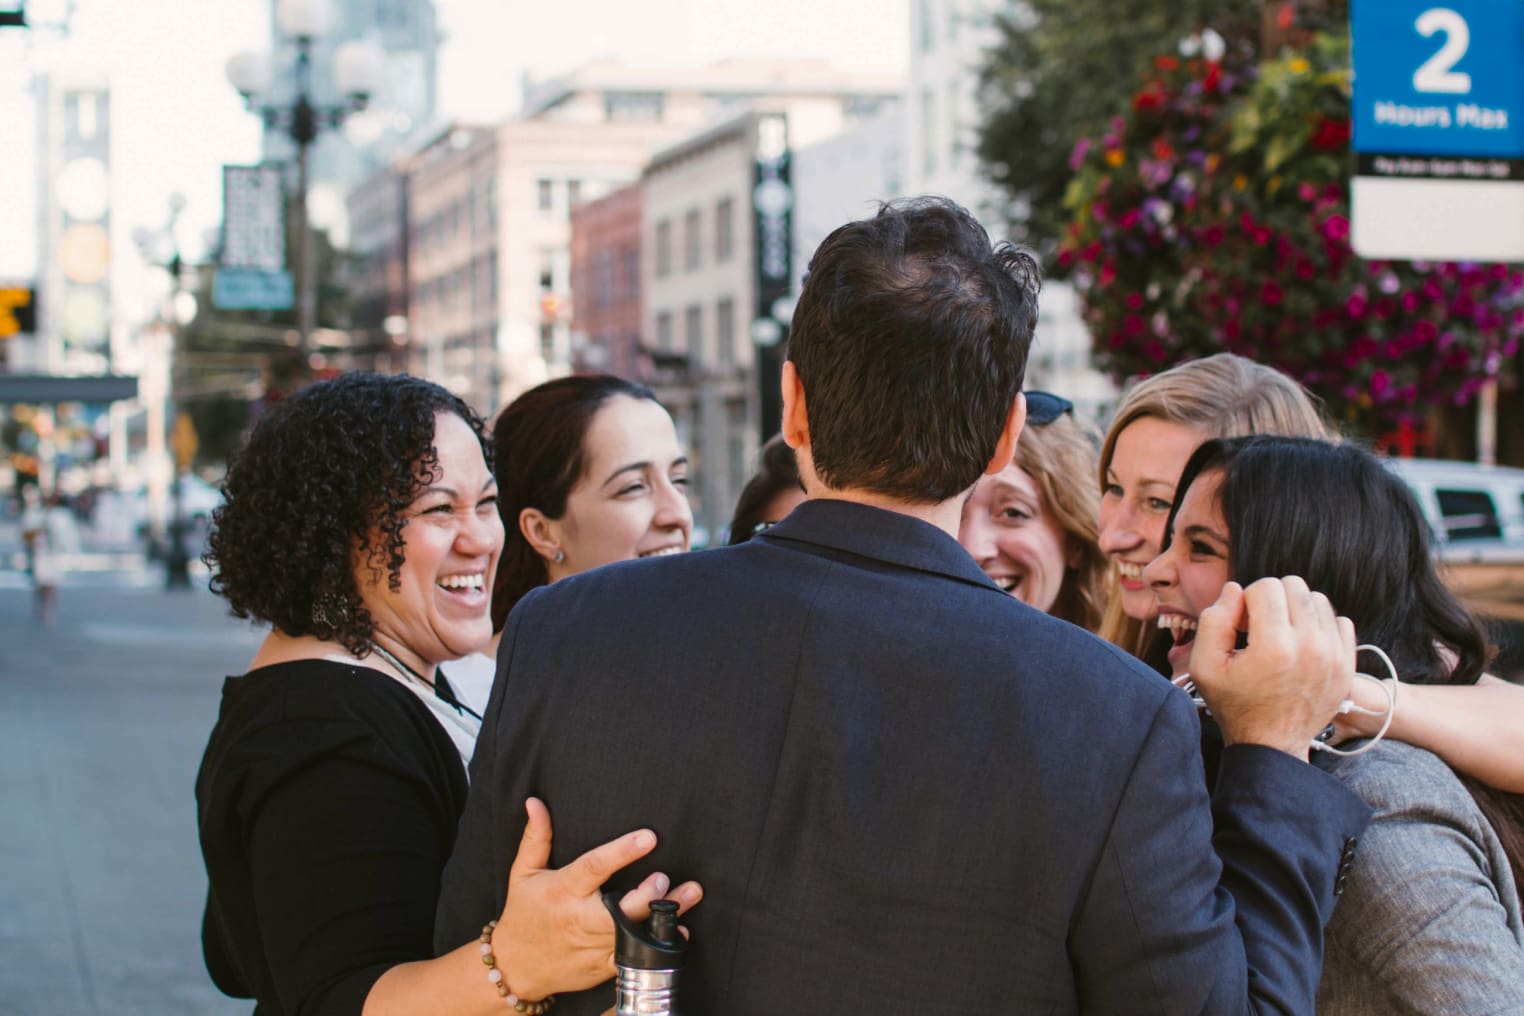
[518,507,562,565]
[781,360,808,451]
[983,392,1026,477]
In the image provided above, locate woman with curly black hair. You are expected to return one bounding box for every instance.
[195,372,699,1016]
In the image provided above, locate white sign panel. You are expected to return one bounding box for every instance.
[221,164,286,272]
[1350,1,1524,260]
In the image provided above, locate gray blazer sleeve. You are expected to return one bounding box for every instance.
[1317,742,1524,1016]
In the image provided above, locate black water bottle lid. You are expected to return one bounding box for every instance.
[603,893,688,970]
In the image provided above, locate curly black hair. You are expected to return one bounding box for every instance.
[205,371,490,656]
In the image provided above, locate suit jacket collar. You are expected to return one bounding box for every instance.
[758,497,1002,593]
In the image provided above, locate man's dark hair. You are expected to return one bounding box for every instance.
[786,197,1040,502]
[206,371,488,657]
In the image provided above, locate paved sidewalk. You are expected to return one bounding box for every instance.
[1,580,262,1015]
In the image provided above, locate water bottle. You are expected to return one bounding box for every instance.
[604,892,688,1015]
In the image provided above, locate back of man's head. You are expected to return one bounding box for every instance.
[787,197,1040,503]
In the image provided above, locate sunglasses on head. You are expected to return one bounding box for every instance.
[1026,391,1074,426]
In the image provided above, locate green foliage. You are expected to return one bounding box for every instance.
[976,0,1252,252]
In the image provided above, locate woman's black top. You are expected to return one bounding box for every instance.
[195,659,469,1015]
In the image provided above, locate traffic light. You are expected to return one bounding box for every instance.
[0,287,36,338]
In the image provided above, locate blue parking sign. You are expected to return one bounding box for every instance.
[1352,0,1524,158]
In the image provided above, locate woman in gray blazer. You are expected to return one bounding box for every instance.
[1146,435,1524,1014]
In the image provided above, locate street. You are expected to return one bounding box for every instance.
[1,563,260,1015]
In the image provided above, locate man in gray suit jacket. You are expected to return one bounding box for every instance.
[437,198,1371,1013]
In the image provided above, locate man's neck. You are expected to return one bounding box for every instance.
[805,487,965,539]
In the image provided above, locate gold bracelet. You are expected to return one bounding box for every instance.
[479,920,557,1013]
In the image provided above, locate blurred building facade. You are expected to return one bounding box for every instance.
[790,108,907,294]
[347,57,900,420]
[905,0,1113,417]
[905,0,1004,220]
[640,114,759,538]
[261,0,440,193]
[28,69,115,376]
[568,182,644,380]
[345,154,411,375]
[401,124,498,405]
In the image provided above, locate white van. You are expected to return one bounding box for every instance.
[1385,458,1524,565]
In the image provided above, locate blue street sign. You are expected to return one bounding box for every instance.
[212,268,293,311]
[1352,0,1524,158]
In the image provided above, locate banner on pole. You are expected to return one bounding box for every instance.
[221,164,286,272]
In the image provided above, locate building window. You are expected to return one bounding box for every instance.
[537,179,554,212]
[684,304,703,362]
[683,208,702,271]
[624,247,641,300]
[920,87,937,176]
[655,310,673,351]
[716,297,735,367]
[568,179,583,210]
[727,399,749,494]
[715,197,734,263]
[539,323,556,363]
[604,91,665,122]
[655,219,672,278]
[595,250,616,309]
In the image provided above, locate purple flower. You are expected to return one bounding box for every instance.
[1069,138,1092,172]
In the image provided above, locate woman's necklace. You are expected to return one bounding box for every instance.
[369,641,484,722]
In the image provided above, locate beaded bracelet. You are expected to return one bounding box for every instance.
[479,920,557,1014]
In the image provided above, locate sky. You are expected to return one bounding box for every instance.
[0,0,908,317]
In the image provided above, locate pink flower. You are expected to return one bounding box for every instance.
[1068,138,1092,172]
[1322,215,1351,241]
[1260,281,1284,305]
[1346,293,1368,318]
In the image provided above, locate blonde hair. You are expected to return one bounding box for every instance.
[1015,412,1107,632]
[1096,353,1334,653]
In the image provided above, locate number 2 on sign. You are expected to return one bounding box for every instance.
[1413,8,1472,94]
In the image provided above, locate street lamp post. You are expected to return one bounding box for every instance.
[133,193,198,588]
[225,0,381,353]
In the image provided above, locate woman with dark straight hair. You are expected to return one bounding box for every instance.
[445,375,692,710]
[1146,436,1524,1014]
[727,434,805,544]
